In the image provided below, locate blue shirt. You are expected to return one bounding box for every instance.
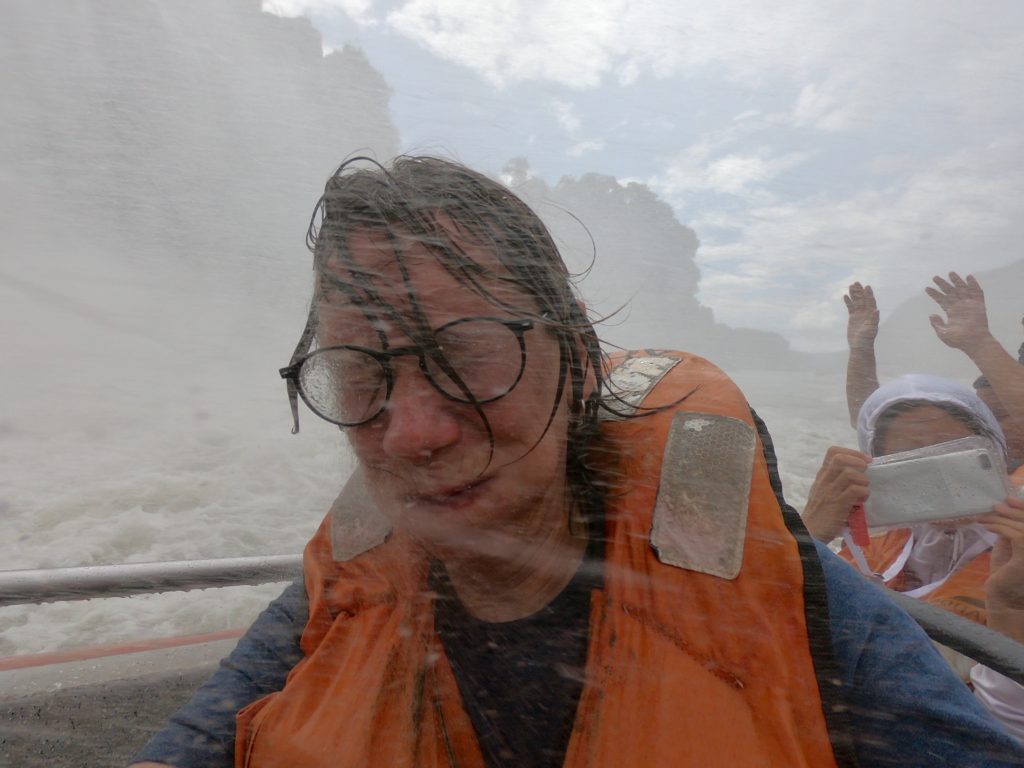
[132,542,1024,767]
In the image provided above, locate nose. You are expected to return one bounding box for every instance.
[378,363,462,463]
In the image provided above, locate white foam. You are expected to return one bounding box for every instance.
[1,366,851,655]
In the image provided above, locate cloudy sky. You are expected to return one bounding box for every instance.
[263,0,1024,351]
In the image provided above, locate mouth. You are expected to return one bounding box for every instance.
[408,477,492,508]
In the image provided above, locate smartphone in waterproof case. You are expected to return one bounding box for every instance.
[864,435,1011,528]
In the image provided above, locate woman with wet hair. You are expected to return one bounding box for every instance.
[293,157,608,538]
[804,374,1024,739]
[132,157,1023,767]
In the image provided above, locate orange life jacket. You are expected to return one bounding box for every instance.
[839,530,990,625]
[235,352,850,767]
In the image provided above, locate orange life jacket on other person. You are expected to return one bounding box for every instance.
[235,351,850,768]
[838,530,990,625]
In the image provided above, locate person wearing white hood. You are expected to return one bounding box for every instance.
[803,373,1024,740]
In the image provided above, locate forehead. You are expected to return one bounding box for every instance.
[317,224,536,331]
[875,404,976,455]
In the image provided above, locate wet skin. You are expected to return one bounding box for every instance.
[976,384,1010,423]
[874,404,977,456]
[316,226,588,621]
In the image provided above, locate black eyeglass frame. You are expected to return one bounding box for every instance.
[279,316,536,432]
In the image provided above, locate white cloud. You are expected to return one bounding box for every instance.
[779,7,1024,135]
[567,140,605,157]
[790,299,843,332]
[552,99,581,134]
[384,0,632,88]
[654,140,810,198]
[549,100,606,157]
[689,139,1024,350]
[790,82,855,133]
[331,0,843,89]
[262,0,376,24]
[268,1,1024,142]
[617,60,640,86]
[707,152,808,195]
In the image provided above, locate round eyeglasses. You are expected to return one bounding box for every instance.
[280,316,536,430]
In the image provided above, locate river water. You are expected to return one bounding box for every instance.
[0,361,854,655]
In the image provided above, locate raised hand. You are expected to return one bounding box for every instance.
[844,282,881,426]
[844,282,879,350]
[925,272,991,353]
[802,446,872,542]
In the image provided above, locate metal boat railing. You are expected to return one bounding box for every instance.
[2,555,1024,686]
[888,591,1024,685]
[0,555,302,608]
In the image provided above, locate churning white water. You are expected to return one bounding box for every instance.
[0,356,854,656]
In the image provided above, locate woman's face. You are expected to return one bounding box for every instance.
[316,226,576,563]
[874,404,977,456]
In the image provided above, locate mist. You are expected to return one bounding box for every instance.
[1,1,1021,657]
[0,0,402,651]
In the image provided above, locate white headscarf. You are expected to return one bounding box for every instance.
[856,373,1007,459]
